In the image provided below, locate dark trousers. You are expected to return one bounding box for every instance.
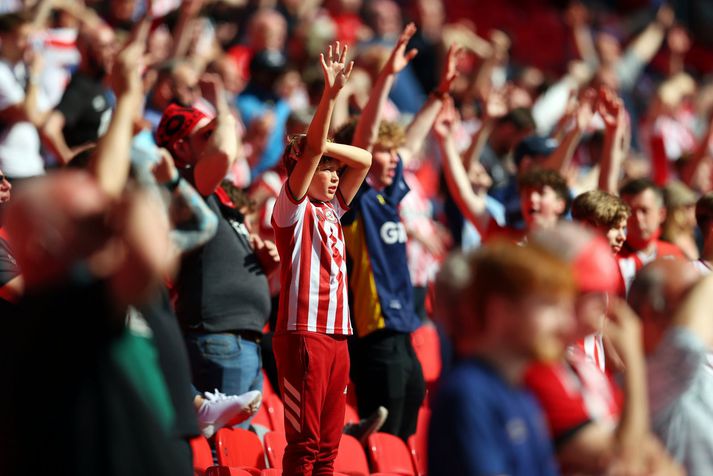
[350,330,425,441]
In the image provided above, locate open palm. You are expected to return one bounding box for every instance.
[321,41,354,97]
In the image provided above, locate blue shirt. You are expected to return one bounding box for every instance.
[341,159,420,337]
[429,358,559,476]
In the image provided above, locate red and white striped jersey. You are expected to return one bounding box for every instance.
[272,184,352,335]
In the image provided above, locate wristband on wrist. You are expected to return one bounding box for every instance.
[165,173,181,191]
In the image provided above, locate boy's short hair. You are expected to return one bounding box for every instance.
[331,118,405,151]
[375,121,406,150]
[696,192,713,232]
[281,134,339,176]
[466,240,575,327]
[571,190,631,229]
[0,11,31,34]
[518,168,570,214]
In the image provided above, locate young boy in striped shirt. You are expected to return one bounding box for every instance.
[270,43,371,475]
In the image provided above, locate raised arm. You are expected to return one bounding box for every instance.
[88,17,150,199]
[351,23,418,151]
[565,1,599,69]
[541,89,595,173]
[463,86,508,169]
[399,44,461,166]
[288,42,354,202]
[193,75,238,196]
[435,98,491,235]
[326,142,371,205]
[624,5,673,68]
[597,88,628,194]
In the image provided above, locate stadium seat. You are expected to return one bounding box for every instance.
[215,428,266,471]
[264,394,285,434]
[411,323,442,386]
[344,402,360,425]
[260,470,281,476]
[206,466,256,476]
[334,434,370,476]
[263,431,287,469]
[252,404,272,431]
[407,407,431,476]
[190,435,214,476]
[367,432,416,476]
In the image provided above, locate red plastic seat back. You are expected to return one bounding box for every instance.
[264,394,285,434]
[190,436,214,475]
[215,428,266,469]
[408,407,431,475]
[411,324,442,385]
[367,432,415,476]
[334,434,370,476]
[263,431,287,469]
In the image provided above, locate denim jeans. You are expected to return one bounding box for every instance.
[185,332,264,429]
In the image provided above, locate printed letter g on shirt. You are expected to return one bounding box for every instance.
[380,221,406,245]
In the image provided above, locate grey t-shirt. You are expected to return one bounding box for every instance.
[647,327,713,475]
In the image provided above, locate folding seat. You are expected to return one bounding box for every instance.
[407,407,431,476]
[190,435,214,476]
[263,431,287,469]
[367,432,415,476]
[215,428,266,474]
[334,434,370,476]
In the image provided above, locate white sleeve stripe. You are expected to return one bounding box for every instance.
[273,184,307,228]
[283,378,301,402]
[287,212,305,330]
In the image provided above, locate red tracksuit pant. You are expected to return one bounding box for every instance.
[273,331,349,476]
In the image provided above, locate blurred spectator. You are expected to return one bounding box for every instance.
[42,20,117,165]
[629,259,713,475]
[695,192,713,274]
[429,241,575,476]
[0,11,48,179]
[661,180,699,260]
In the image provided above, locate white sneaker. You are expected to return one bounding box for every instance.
[198,389,262,438]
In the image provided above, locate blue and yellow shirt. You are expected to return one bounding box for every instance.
[341,159,420,337]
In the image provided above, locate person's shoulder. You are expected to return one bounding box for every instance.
[656,240,685,258]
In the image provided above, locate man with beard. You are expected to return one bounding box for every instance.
[42,20,116,165]
[428,240,576,476]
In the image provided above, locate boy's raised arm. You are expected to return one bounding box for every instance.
[351,23,418,151]
[326,142,371,205]
[288,43,354,202]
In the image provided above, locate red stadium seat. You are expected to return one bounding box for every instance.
[215,428,266,470]
[407,406,431,476]
[411,323,442,386]
[263,431,287,469]
[264,394,285,434]
[334,434,370,476]
[190,436,214,476]
[344,402,360,425]
[260,470,281,476]
[206,466,256,476]
[367,432,415,476]
[251,404,272,430]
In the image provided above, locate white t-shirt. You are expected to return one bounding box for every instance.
[0,61,44,178]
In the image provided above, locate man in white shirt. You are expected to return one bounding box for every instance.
[0,11,48,179]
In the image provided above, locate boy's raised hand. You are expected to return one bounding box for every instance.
[384,22,419,75]
[320,42,355,98]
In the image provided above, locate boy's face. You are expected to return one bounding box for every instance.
[308,160,341,202]
[504,293,574,363]
[604,218,627,254]
[520,185,565,231]
[369,145,399,189]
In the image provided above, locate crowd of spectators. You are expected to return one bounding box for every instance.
[2,0,713,475]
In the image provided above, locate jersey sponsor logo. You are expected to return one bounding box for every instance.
[380,221,406,245]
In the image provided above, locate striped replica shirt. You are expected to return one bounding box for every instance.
[272,184,352,335]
